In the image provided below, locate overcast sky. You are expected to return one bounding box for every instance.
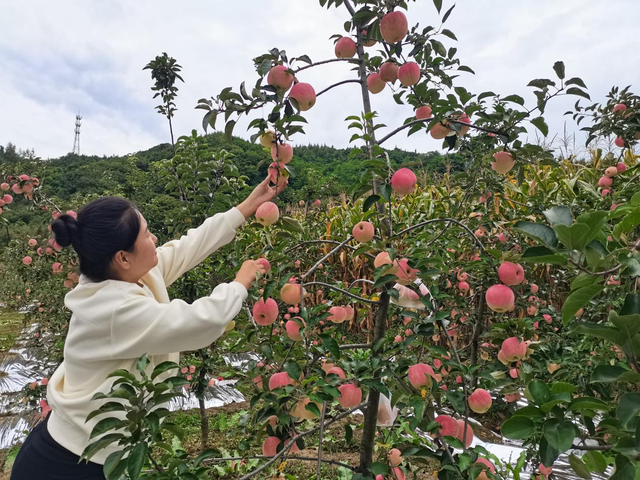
[1,1,638,159]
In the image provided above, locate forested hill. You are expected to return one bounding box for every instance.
[0,132,463,203]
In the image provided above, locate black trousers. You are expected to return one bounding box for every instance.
[11,414,105,479]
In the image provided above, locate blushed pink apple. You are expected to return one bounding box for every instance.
[504,392,521,403]
[353,221,375,242]
[380,62,399,82]
[415,106,432,120]
[468,388,492,413]
[374,252,399,274]
[598,176,613,187]
[398,62,420,86]
[430,123,451,139]
[617,162,627,172]
[485,285,515,312]
[367,73,386,94]
[256,258,271,273]
[498,262,525,285]
[501,337,527,362]
[338,383,362,408]
[289,82,316,111]
[435,415,460,437]
[268,372,292,390]
[605,166,618,177]
[456,420,474,448]
[22,256,32,265]
[267,65,294,90]
[280,283,303,305]
[615,136,625,148]
[286,318,305,341]
[335,37,357,58]
[327,366,346,379]
[491,151,515,174]
[391,168,417,195]
[328,306,348,323]
[252,298,279,326]
[388,448,402,466]
[262,436,282,456]
[271,143,294,164]
[530,283,539,293]
[407,363,434,389]
[394,258,418,285]
[255,202,280,226]
[613,103,627,114]
[380,11,408,43]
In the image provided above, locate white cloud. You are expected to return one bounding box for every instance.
[0,0,638,158]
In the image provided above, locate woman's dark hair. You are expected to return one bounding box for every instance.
[51,197,141,282]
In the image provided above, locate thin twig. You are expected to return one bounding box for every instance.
[294,58,354,73]
[302,236,355,281]
[202,455,355,470]
[317,79,361,97]
[284,239,375,259]
[303,282,380,304]
[317,402,327,478]
[238,403,368,480]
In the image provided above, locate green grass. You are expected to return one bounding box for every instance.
[0,308,24,359]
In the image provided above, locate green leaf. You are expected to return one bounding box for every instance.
[502,416,536,440]
[570,397,610,412]
[553,223,591,251]
[566,87,590,100]
[562,284,604,324]
[284,361,302,383]
[502,94,525,105]
[611,454,636,480]
[543,206,573,226]
[528,380,551,405]
[433,0,443,13]
[531,117,549,137]
[621,294,640,315]
[553,61,566,80]
[162,423,185,440]
[81,434,124,462]
[363,194,381,212]
[320,334,341,359]
[127,443,147,480]
[86,402,126,422]
[617,393,640,429]
[551,382,577,395]
[194,449,221,467]
[371,462,389,475]
[539,437,560,467]
[571,274,600,290]
[279,216,304,234]
[542,419,577,453]
[103,450,126,480]
[569,453,592,479]
[224,120,236,142]
[583,450,608,474]
[590,365,640,384]
[90,418,126,439]
[106,369,137,382]
[565,77,587,88]
[151,361,180,380]
[572,323,625,345]
[136,354,150,374]
[513,221,558,248]
[609,311,640,339]
[521,246,567,265]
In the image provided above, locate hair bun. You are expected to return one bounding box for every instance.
[51,214,80,248]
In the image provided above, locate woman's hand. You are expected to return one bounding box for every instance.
[234,260,267,291]
[236,176,282,219]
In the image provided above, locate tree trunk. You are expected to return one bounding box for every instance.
[199,396,209,450]
[358,292,390,473]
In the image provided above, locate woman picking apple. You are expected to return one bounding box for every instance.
[11,176,278,479]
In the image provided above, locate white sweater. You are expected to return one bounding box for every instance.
[46,207,248,464]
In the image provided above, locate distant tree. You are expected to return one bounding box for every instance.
[143,52,184,151]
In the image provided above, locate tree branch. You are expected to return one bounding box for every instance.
[294,58,355,73]
[302,236,355,281]
[284,239,375,259]
[238,402,368,479]
[303,282,380,304]
[317,79,362,97]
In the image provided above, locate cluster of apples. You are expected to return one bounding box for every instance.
[598,157,626,197]
[266,65,316,112]
[485,261,525,312]
[0,174,39,215]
